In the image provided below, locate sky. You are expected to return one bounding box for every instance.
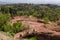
[0,0,60,4]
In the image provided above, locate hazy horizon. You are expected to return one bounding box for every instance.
[0,0,60,5]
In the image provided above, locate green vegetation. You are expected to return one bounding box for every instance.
[0,13,11,31]
[28,37,37,40]
[0,4,60,21]
[0,13,23,36]
[12,22,22,33]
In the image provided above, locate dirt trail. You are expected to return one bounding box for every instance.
[10,16,60,40]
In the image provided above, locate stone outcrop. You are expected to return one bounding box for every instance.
[10,16,60,40]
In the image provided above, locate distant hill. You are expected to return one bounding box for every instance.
[0,1,12,4]
[0,1,7,4]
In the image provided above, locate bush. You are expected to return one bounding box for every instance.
[0,13,11,31]
[0,13,11,26]
[43,17,49,24]
[28,37,37,40]
[0,21,23,36]
[12,22,22,33]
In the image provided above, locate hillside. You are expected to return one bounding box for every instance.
[0,4,60,40]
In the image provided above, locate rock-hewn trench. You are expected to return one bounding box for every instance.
[10,16,60,40]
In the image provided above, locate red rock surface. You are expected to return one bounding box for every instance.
[10,16,60,40]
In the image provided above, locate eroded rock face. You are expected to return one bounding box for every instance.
[10,16,60,40]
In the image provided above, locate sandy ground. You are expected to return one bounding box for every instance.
[0,32,13,40]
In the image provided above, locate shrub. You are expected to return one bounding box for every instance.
[43,17,49,24]
[0,13,11,26]
[0,13,11,31]
[12,22,22,33]
[28,37,37,40]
